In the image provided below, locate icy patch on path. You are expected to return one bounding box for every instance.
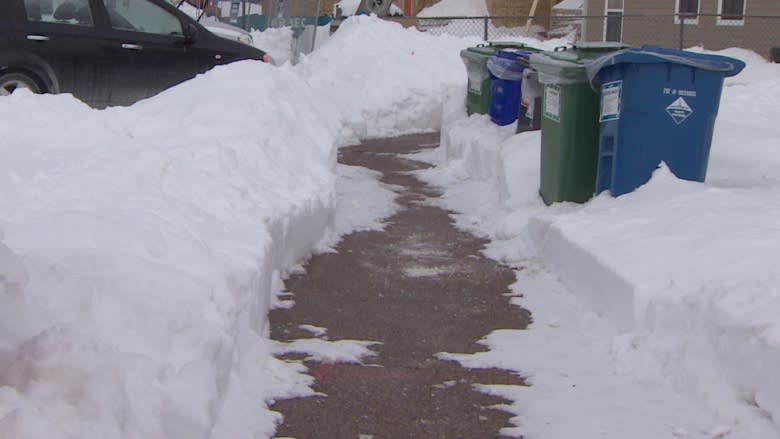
[316,164,400,251]
[403,266,454,278]
[269,153,397,402]
[274,339,380,364]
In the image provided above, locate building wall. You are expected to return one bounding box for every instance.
[487,0,556,29]
[319,0,338,15]
[585,0,780,59]
[487,0,555,16]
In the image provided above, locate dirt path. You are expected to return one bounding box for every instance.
[270,133,530,439]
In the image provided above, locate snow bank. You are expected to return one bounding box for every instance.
[529,53,780,433]
[0,61,341,438]
[531,174,780,435]
[0,16,477,437]
[251,24,332,67]
[296,15,482,140]
[425,47,780,437]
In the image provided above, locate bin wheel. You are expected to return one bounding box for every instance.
[0,72,42,96]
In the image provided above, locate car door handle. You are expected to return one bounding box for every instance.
[26,35,50,42]
[121,43,143,50]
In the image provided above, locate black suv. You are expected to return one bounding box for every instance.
[0,0,270,107]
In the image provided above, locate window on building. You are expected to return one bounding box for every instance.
[675,0,699,23]
[719,0,746,22]
[604,0,624,43]
[677,0,699,17]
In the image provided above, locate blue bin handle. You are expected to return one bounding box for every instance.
[554,46,568,52]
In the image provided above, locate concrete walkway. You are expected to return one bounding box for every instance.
[270,133,529,439]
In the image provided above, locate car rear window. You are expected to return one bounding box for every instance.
[24,0,94,26]
[102,0,184,35]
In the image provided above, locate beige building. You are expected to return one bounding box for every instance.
[486,0,556,16]
[582,0,780,59]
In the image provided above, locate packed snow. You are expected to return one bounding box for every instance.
[0,59,344,438]
[1,8,780,439]
[552,0,583,11]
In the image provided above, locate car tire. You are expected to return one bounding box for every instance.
[0,72,42,96]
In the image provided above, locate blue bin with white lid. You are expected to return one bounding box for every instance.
[587,46,745,197]
[487,48,535,126]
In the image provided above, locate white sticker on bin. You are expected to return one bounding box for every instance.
[544,85,561,122]
[666,97,694,125]
[468,71,487,94]
[600,80,621,122]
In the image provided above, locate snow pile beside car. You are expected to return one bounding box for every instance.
[297,15,481,139]
[0,61,341,439]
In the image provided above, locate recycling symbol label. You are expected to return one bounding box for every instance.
[666,97,693,125]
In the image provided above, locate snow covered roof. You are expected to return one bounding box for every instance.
[553,0,582,10]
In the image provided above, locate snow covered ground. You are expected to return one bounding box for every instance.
[415,45,780,438]
[1,9,780,439]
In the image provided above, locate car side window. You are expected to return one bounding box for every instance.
[24,0,94,26]
[102,0,184,35]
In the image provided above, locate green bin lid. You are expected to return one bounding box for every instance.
[529,43,630,83]
[466,41,539,56]
[488,41,542,51]
[488,41,525,47]
[466,45,500,57]
[571,42,631,52]
[529,51,589,82]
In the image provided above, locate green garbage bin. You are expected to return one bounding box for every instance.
[772,46,780,63]
[529,42,628,205]
[460,42,539,115]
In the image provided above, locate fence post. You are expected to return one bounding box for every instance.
[311,0,321,52]
[678,16,684,50]
[484,16,489,41]
[242,0,248,30]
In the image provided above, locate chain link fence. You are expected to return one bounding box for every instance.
[385,14,780,60]
[385,16,560,41]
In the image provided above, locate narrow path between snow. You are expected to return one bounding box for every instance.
[270,133,529,438]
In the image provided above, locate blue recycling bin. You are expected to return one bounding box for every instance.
[588,46,745,197]
[487,49,534,126]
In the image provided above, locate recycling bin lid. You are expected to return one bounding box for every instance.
[586,45,746,82]
[488,50,531,79]
[496,48,536,60]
